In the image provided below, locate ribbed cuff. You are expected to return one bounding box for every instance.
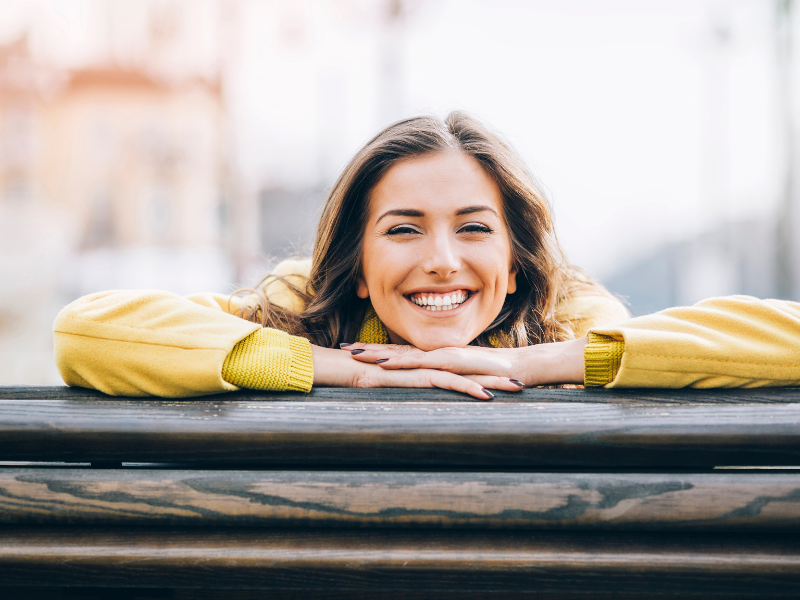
[584,332,625,387]
[222,328,314,392]
[286,334,314,392]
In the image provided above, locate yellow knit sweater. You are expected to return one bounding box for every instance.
[53,258,627,396]
[584,295,800,388]
[53,259,800,396]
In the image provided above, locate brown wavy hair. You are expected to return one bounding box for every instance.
[234,111,611,347]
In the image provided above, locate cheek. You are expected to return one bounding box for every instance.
[361,240,414,296]
[472,248,513,289]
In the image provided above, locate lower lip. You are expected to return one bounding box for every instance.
[405,293,474,316]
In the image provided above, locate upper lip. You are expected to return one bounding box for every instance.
[403,286,477,295]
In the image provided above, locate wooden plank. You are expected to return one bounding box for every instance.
[3,385,800,404]
[0,591,763,600]
[2,398,800,467]
[0,528,798,594]
[0,591,769,600]
[1,468,800,530]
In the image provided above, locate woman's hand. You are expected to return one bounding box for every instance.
[311,344,508,400]
[343,337,589,388]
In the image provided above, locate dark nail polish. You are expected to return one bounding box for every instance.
[375,358,390,364]
[481,387,495,400]
[339,342,353,348]
[510,379,525,388]
[350,349,365,355]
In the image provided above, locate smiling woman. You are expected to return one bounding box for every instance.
[53,113,632,399]
[359,151,517,351]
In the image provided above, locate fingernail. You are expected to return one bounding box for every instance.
[481,388,495,400]
[510,379,525,388]
[350,349,365,355]
[375,358,390,364]
[339,342,353,348]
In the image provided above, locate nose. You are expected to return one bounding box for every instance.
[422,230,461,277]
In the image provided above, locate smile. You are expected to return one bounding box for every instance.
[407,290,471,311]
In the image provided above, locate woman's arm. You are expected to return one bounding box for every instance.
[311,344,522,399]
[345,338,587,387]
[585,295,800,388]
[54,290,309,397]
[345,289,627,387]
[350,296,800,389]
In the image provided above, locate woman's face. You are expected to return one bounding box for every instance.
[357,150,517,350]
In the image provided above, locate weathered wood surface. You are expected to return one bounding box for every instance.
[1,591,773,600]
[0,592,768,600]
[1,591,765,600]
[2,396,800,466]
[0,586,768,600]
[3,385,800,404]
[0,528,798,595]
[0,468,799,530]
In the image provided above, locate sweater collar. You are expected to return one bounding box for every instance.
[355,305,390,344]
[354,303,504,347]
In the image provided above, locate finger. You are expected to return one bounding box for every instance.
[427,370,497,400]
[370,367,494,401]
[464,375,525,393]
[341,342,417,351]
[374,348,514,377]
[348,344,423,360]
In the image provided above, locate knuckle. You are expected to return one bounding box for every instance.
[352,366,376,388]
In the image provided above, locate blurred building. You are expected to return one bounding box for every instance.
[0,35,70,384]
[0,35,47,208]
[603,217,779,316]
[0,35,228,248]
[0,33,235,384]
[43,68,225,251]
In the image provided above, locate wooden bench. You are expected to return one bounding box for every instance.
[1,385,800,598]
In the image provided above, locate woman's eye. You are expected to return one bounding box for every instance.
[386,225,421,235]
[458,223,493,234]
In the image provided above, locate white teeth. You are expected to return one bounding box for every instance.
[409,291,470,311]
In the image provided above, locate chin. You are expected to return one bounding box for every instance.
[406,331,472,351]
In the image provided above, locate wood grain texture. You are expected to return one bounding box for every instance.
[0,468,800,530]
[1,590,777,600]
[3,385,800,404]
[4,592,789,600]
[3,591,775,600]
[0,528,799,594]
[2,396,800,466]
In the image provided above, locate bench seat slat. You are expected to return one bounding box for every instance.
[0,468,799,530]
[0,528,799,594]
[4,386,800,404]
[3,396,800,467]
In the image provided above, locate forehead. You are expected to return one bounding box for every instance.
[367,151,503,218]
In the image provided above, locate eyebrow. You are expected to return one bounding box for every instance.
[375,205,499,224]
[456,205,499,217]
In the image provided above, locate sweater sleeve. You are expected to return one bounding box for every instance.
[583,295,800,388]
[222,327,313,392]
[54,289,313,397]
[556,293,630,339]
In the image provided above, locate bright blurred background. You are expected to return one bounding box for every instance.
[2,0,799,385]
